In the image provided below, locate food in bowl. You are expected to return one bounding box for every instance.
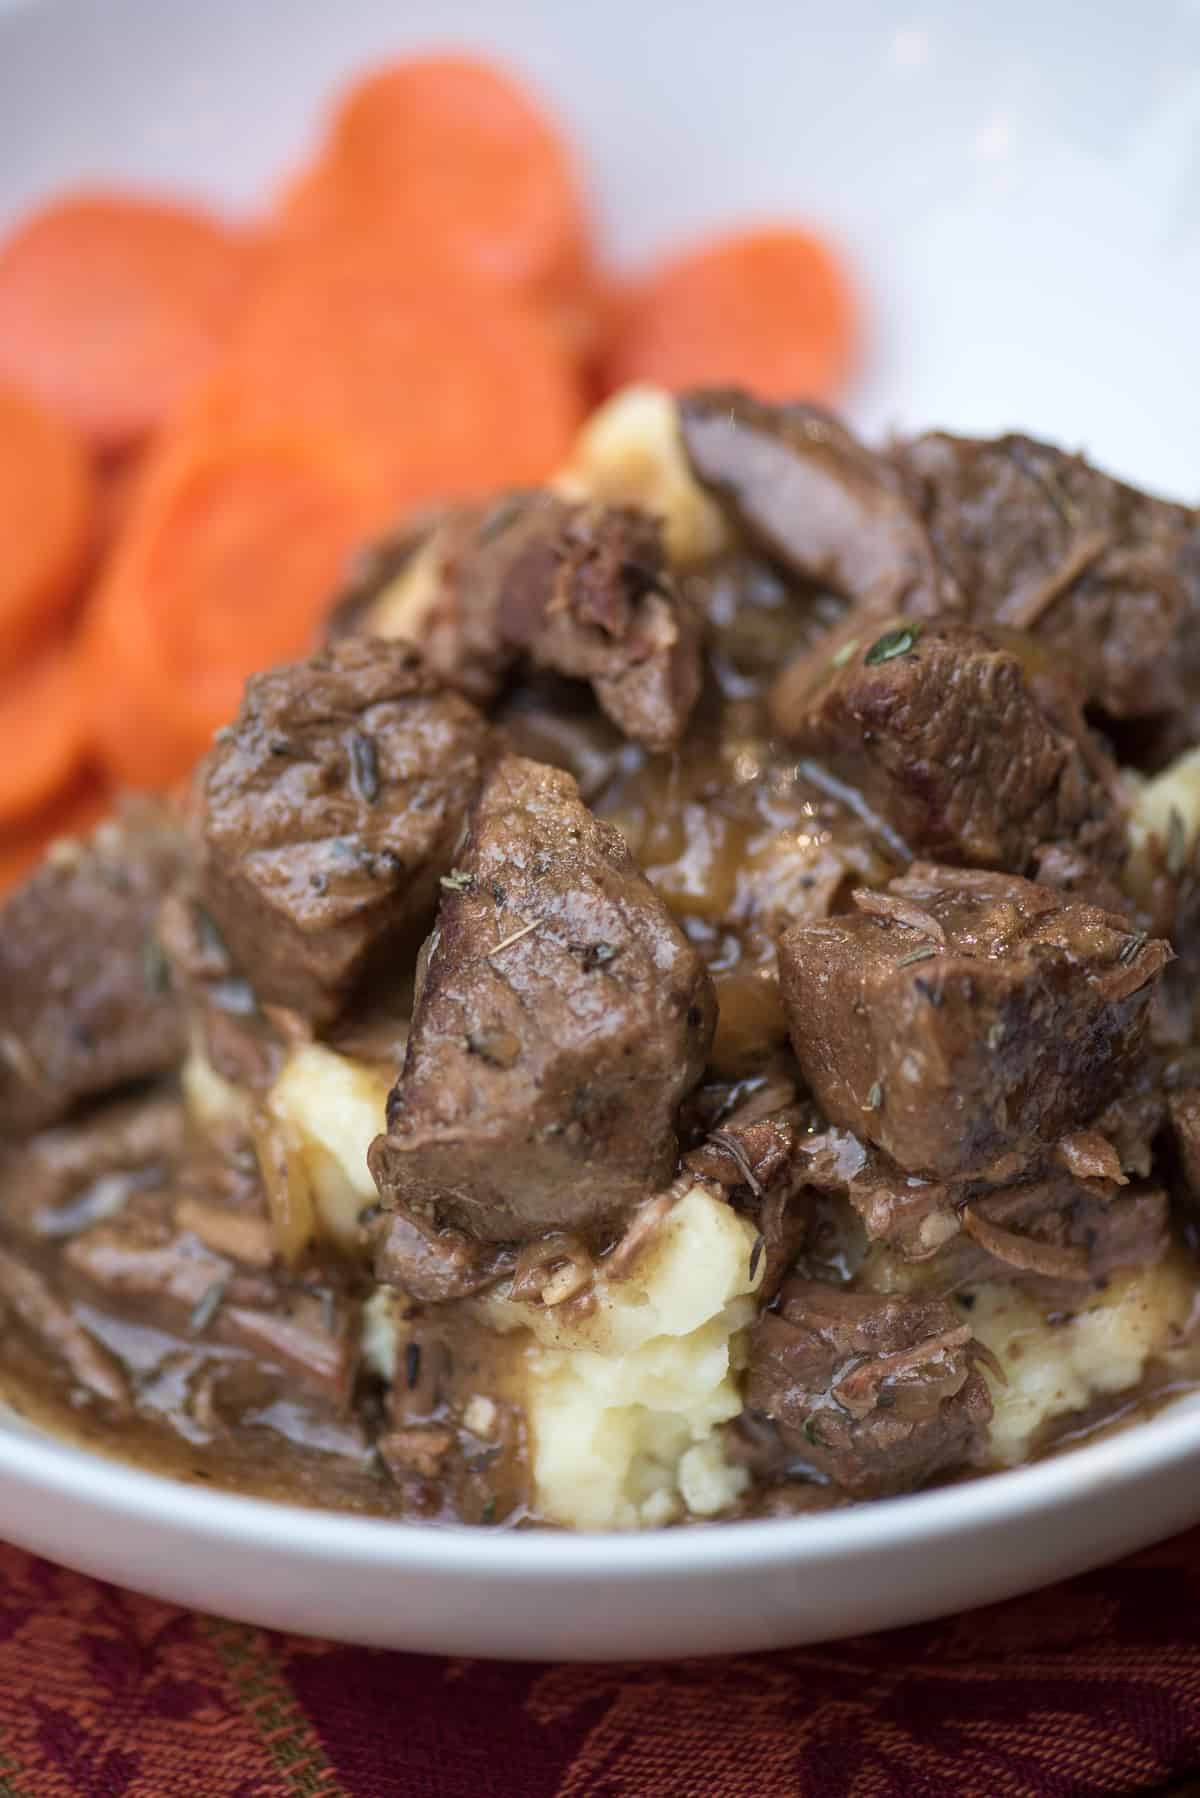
[2,385,1200,1531]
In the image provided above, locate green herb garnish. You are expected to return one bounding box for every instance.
[440,869,475,894]
[864,1080,884,1111]
[896,944,937,968]
[480,1497,498,1525]
[864,622,920,665]
[803,1418,828,1449]
[831,637,860,670]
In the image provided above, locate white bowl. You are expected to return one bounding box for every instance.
[3,0,1200,1658]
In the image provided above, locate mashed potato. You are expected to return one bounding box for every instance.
[266,1045,391,1254]
[363,1181,761,1531]
[1125,745,1200,901]
[552,385,733,567]
[970,1253,1197,1464]
[479,1184,762,1529]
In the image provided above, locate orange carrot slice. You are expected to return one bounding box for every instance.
[603,226,859,404]
[0,636,90,825]
[85,425,375,785]
[0,379,95,674]
[321,55,586,303]
[0,191,259,452]
[216,257,585,514]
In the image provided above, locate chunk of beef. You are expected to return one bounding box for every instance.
[369,753,716,1245]
[742,1280,992,1497]
[63,1187,358,1406]
[0,1247,128,1406]
[195,638,493,1028]
[0,802,187,1137]
[0,1092,186,1242]
[368,1210,509,1303]
[770,619,1125,875]
[347,494,703,752]
[778,865,1170,1180]
[951,1177,1169,1300]
[893,430,1200,733]
[1166,1090,1200,1205]
[678,389,943,614]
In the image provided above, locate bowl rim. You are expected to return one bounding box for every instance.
[3,1384,1198,1578]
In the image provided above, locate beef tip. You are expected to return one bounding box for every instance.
[369,1209,508,1302]
[892,430,1200,731]
[951,1177,1169,1300]
[369,753,716,1244]
[778,865,1170,1181]
[0,1092,186,1242]
[742,1280,992,1497]
[1166,1090,1200,1205]
[350,494,703,752]
[195,637,493,1028]
[0,801,188,1138]
[0,1246,128,1406]
[770,619,1125,875]
[678,389,943,614]
[1030,842,1133,918]
[846,1160,961,1261]
[62,1187,356,1404]
[483,495,702,753]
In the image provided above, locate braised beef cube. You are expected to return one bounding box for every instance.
[771,620,1125,876]
[196,638,493,1027]
[893,430,1200,732]
[952,1176,1169,1299]
[343,493,703,752]
[0,801,187,1137]
[0,1092,186,1242]
[1167,1090,1200,1204]
[369,753,716,1244]
[679,389,943,613]
[778,865,1170,1180]
[845,1160,961,1261]
[743,1281,992,1497]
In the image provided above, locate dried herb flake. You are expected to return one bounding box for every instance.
[864,1080,884,1112]
[896,944,937,969]
[1119,929,1149,967]
[748,1233,765,1285]
[350,732,381,806]
[189,1279,229,1336]
[405,1341,422,1390]
[440,869,475,895]
[142,937,170,995]
[831,637,860,670]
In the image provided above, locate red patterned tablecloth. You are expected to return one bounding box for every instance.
[2,1528,1200,1797]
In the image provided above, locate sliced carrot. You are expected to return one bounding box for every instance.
[0,191,259,452]
[84,424,377,785]
[0,775,111,899]
[213,258,585,514]
[0,636,90,825]
[95,448,148,554]
[0,379,96,673]
[603,226,859,404]
[315,55,587,306]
